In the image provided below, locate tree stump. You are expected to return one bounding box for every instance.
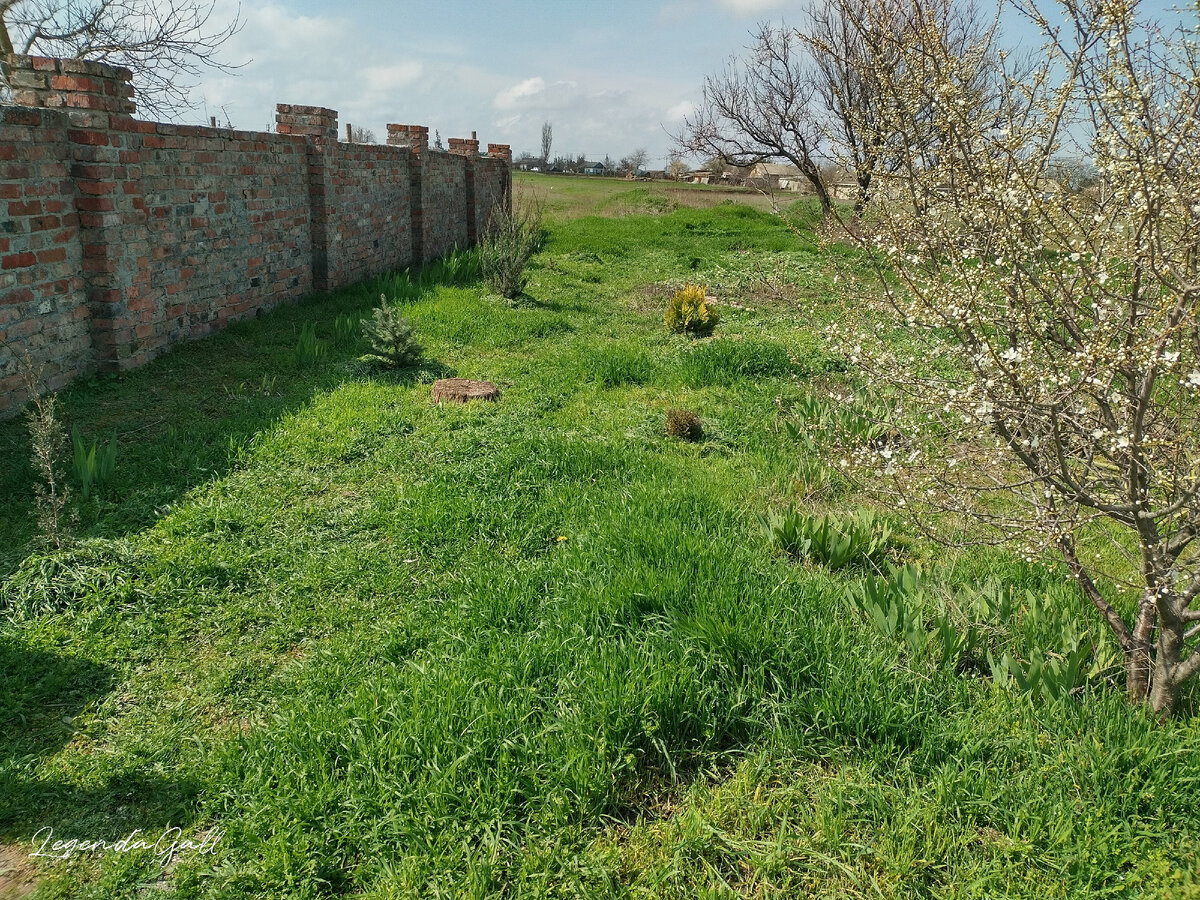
[430,378,500,404]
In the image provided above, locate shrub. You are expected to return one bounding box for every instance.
[480,195,543,300]
[665,408,703,441]
[362,296,423,367]
[664,283,718,337]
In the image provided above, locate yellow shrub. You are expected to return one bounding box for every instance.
[664,283,718,336]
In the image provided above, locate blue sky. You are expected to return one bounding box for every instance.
[193,0,1185,167]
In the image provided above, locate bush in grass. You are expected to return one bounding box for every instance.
[664,283,718,337]
[665,408,703,441]
[480,195,543,300]
[362,296,422,368]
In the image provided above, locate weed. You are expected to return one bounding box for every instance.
[294,322,328,367]
[762,508,895,571]
[24,388,71,549]
[71,427,116,501]
[665,408,704,441]
[333,313,360,346]
[480,195,544,300]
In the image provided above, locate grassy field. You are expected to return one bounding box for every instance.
[1,175,1198,898]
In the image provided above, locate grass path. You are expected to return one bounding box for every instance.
[1,199,1198,898]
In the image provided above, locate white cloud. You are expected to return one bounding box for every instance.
[714,0,788,13]
[665,100,696,121]
[494,77,547,109]
[362,61,424,93]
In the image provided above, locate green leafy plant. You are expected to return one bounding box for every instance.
[294,322,328,367]
[665,408,703,441]
[480,195,543,300]
[850,564,931,657]
[664,282,719,337]
[761,508,894,571]
[71,426,117,501]
[333,313,360,346]
[362,296,423,368]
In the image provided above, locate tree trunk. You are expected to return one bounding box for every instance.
[1126,590,1156,705]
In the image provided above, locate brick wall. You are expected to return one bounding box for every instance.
[0,54,511,417]
[0,105,90,416]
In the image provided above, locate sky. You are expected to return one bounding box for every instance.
[189,0,1186,168]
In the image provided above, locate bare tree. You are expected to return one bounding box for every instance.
[618,147,648,175]
[1,0,243,118]
[540,120,552,165]
[679,23,834,214]
[834,0,1200,715]
[349,126,375,144]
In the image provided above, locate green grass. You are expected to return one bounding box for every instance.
[1,196,1198,898]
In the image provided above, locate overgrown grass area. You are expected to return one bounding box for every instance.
[1,190,1198,898]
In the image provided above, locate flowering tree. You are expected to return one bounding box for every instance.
[834,0,1200,714]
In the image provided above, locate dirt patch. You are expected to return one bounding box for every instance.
[0,843,38,899]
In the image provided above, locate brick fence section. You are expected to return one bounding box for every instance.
[0,54,511,418]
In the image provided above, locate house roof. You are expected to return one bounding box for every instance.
[753,163,801,177]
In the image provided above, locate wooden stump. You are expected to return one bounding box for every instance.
[430,378,500,404]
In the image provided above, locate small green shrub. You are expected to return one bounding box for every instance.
[664,283,718,336]
[71,426,117,501]
[480,196,543,300]
[294,322,328,367]
[362,296,423,367]
[762,508,895,571]
[665,408,703,441]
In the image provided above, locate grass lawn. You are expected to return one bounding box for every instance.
[1,176,1198,898]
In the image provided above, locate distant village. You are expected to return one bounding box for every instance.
[511,152,866,200]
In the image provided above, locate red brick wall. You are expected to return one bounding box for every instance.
[0,53,511,417]
[0,106,90,417]
[320,143,413,290]
[419,151,469,261]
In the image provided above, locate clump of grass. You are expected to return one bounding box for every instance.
[664,283,718,337]
[665,407,704,441]
[362,296,423,368]
[71,426,116,502]
[0,537,149,622]
[762,508,895,571]
[294,322,328,367]
[678,337,792,387]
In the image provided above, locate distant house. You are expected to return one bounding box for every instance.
[749,162,804,190]
[583,161,607,176]
[686,170,715,184]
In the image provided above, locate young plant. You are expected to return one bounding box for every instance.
[294,322,328,367]
[480,193,543,300]
[762,508,894,571]
[362,296,423,368]
[24,388,72,549]
[664,283,719,337]
[71,427,117,501]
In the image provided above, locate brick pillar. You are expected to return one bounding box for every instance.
[486,144,512,163]
[5,54,136,121]
[278,105,338,290]
[386,124,429,154]
[389,125,428,262]
[448,137,480,244]
[5,54,157,372]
